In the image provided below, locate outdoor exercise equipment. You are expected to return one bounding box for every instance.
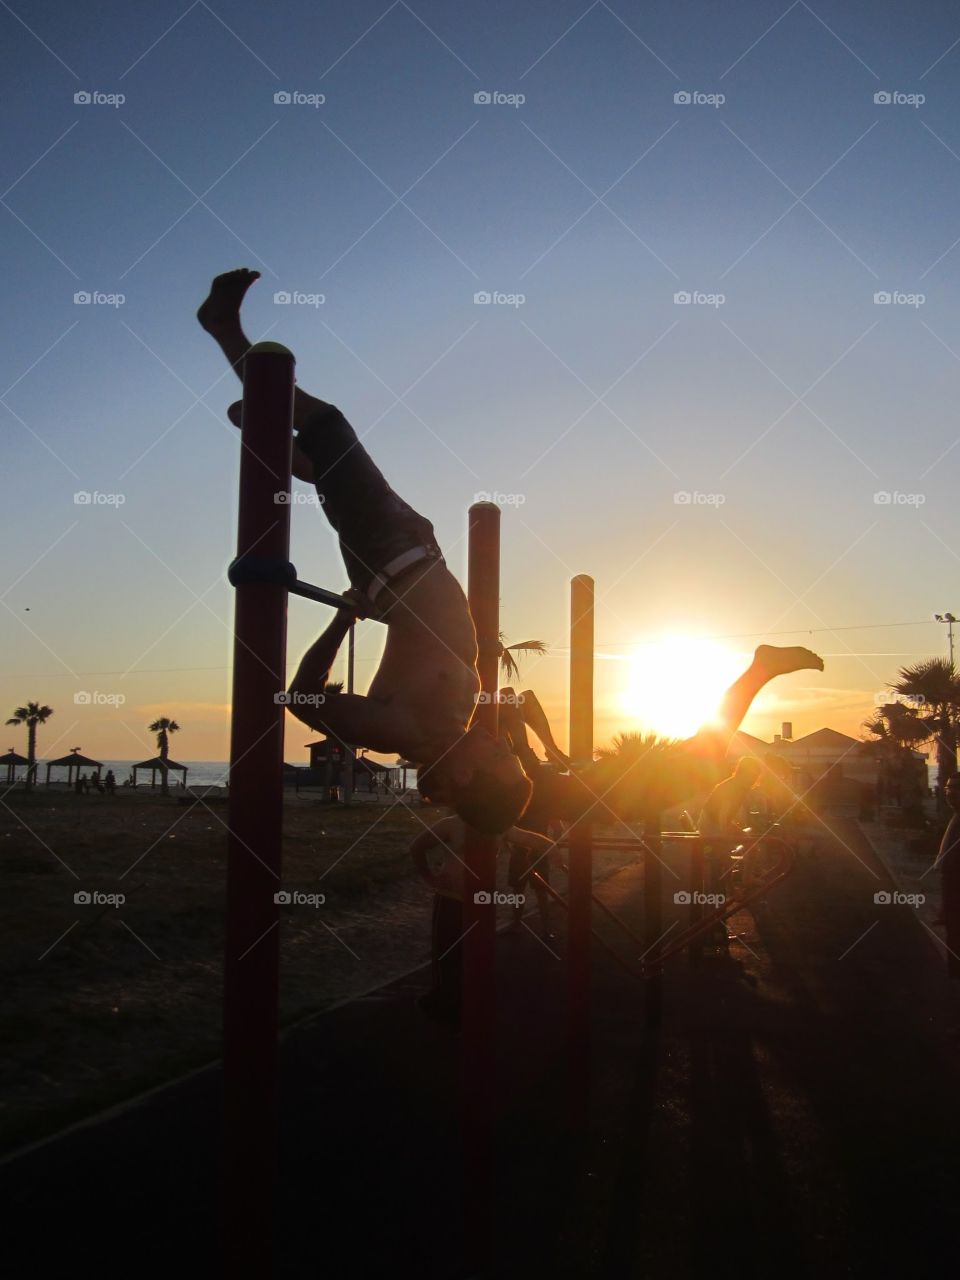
[222,343,503,1276]
[223,342,799,1276]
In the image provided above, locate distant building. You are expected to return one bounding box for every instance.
[731,721,927,796]
[774,727,878,788]
[305,739,401,795]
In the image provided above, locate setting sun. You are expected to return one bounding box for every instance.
[618,635,747,740]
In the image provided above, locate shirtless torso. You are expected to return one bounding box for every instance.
[358,560,480,757]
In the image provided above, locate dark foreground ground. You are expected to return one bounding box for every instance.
[2,814,958,1278]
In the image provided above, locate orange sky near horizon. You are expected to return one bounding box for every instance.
[3,646,906,766]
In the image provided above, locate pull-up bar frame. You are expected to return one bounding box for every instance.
[225,344,777,1272]
[222,345,505,1277]
[222,342,296,1280]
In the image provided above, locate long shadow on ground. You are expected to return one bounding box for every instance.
[3,818,959,1278]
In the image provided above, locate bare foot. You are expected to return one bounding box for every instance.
[197,268,260,334]
[227,399,317,485]
[754,644,824,676]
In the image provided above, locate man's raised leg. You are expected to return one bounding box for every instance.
[198,267,332,482]
[715,645,823,740]
[663,645,824,808]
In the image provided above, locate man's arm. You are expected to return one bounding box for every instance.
[506,824,562,875]
[505,826,554,853]
[289,610,354,696]
[287,610,414,749]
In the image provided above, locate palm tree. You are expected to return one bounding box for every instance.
[863,700,929,806]
[593,730,682,822]
[863,700,928,750]
[498,632,547,681]
[5,702,53,792]
[148,716,180,796]
[891,658,960,794]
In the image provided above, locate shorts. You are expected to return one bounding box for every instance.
[297,405,444,609]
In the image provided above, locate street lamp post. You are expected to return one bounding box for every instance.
[935,613,956,667]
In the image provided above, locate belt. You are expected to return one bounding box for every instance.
[366,545,440,607]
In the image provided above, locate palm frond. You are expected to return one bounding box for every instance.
[894,658,960,708]
[497,634,548,680]
[6,702,53,725]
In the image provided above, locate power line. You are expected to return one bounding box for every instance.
[1,621,940,681]
[590,619,937,647]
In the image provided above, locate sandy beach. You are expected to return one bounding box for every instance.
[1,787,632,1153]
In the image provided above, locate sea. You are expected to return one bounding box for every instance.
[39,760,417,787]
[96,760,234,786]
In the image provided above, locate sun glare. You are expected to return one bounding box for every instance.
[618,635,746,740]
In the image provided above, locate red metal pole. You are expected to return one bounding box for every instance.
[688,836,705,966]
[462,500,500,1269]
[222,341,295,1279]
[568,574,594,1130]
[643,820,663,1028]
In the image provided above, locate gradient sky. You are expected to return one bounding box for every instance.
[3,0,960,763]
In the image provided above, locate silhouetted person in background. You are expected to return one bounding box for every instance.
[699,756,764,840]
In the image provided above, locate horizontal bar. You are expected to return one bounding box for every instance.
[228,555,376,620]
[553,835,703,850]
[287,579,360,612]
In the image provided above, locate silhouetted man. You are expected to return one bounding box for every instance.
[198,268,531,835]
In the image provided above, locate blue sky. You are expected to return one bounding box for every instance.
[3,0,960,761]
